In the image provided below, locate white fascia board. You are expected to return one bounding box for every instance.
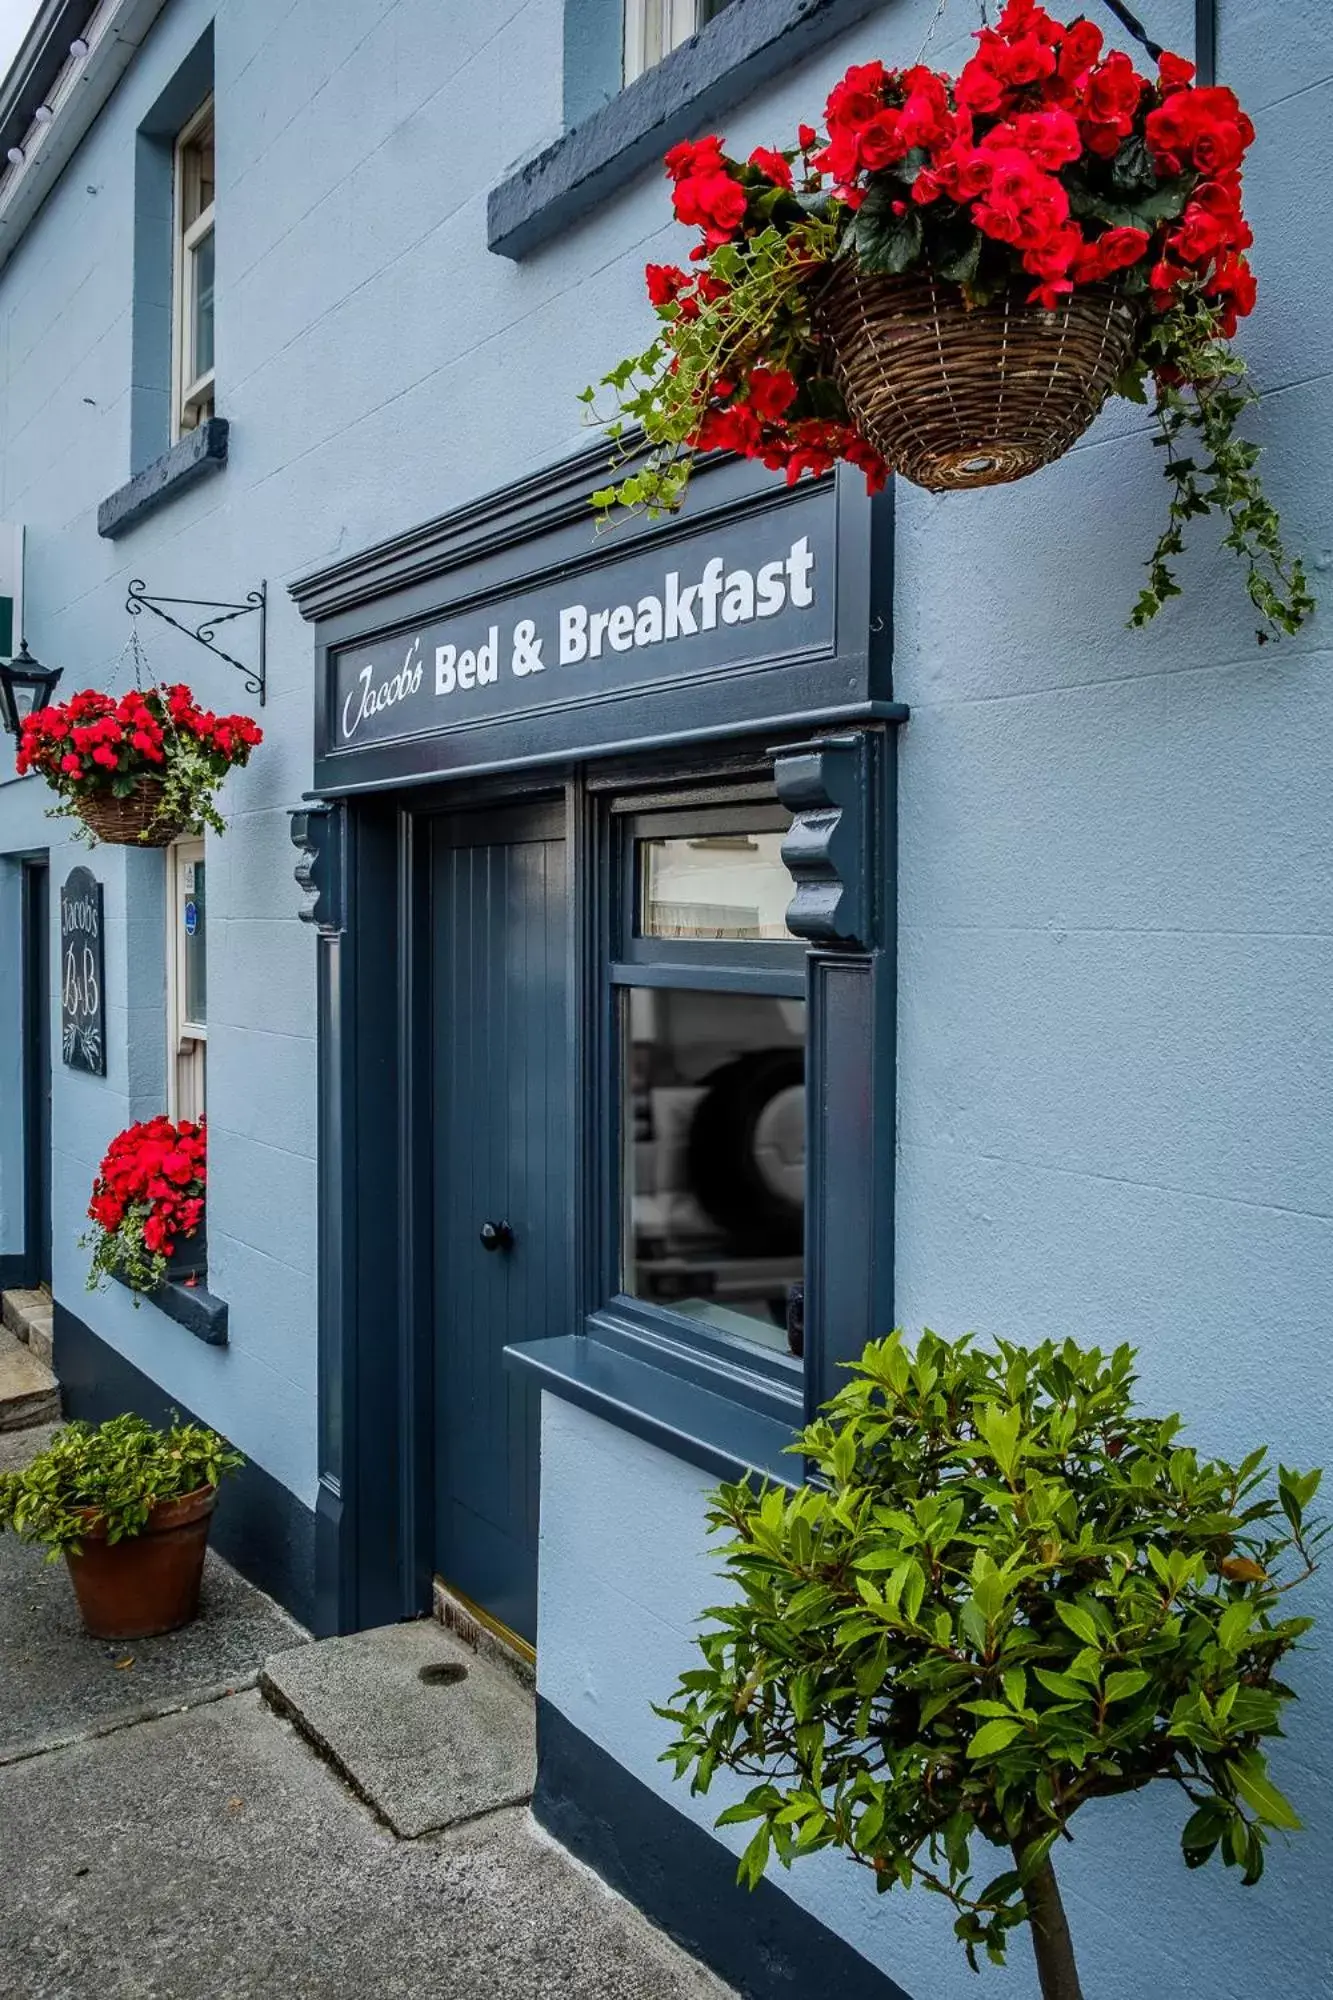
[0,0,171,278]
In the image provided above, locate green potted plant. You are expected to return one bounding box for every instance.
[660,1331,1323,2000]
[0,1414,243,1640]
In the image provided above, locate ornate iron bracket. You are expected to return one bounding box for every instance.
[126,578,267,706]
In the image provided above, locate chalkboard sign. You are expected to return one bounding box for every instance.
[61,866,105,1075]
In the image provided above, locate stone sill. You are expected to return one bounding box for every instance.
[98,417,229,540]
[111,1268,228,1345]
[487,0,884,259]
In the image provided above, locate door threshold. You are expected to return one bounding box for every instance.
[433,1577,536,1680]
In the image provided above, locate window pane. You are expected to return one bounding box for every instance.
[183,119,214,228]
[191,226,215,381]
[623,986,804,1353]
[638,831,792,941]
[183,859,206,1026]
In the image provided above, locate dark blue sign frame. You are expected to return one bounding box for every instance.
[295,444,897,795]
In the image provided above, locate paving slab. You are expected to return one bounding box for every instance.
[0,1325,59,1431]
[0,1420,60,1476]
[0,1451,309,1762]
[0,1690,732,1999]
[261,1616,535,1836]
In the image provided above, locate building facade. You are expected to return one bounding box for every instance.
[0,2,1328,1997]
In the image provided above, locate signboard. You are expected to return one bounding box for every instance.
[60,866,105,1075]
[326,488,836,758]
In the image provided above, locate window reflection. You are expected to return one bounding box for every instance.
[637,831,792,941]
[623,986,804,1353]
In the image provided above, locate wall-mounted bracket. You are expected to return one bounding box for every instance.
[290,800,347,934]
[772,731,872,950]
[126,577,267,706]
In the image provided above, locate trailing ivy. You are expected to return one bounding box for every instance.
[1124,295,1314,639]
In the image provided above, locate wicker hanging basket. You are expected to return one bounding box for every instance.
[74,780,188,848]
[819,265,1141,492]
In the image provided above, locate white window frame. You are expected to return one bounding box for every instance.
[623,0,705,84]
[167,837,206,1124]
[171,96,215,441]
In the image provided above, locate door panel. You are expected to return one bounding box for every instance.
[430,805,567,1647]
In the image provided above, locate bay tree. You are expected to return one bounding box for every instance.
[658,1332,1323,2000]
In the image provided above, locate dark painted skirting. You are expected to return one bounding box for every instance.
[53,1302,316,1631]
[0,1253,34,1289]
[533,1696,913,2000]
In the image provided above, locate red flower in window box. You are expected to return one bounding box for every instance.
[83,1117,207,1296]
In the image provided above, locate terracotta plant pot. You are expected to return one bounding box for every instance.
[74,779,188,847]
[64,1485,217,1640]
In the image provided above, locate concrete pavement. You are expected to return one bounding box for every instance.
[0,1425,732,2000]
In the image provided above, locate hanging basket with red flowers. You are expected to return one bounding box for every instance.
[16,684,262,846]
[585,2,1312,640]
[83,1117,207,1296]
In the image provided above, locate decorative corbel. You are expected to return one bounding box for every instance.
[290,800,346,934]
[772,732,872,950]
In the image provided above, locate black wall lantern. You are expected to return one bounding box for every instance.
[0,641,63,735]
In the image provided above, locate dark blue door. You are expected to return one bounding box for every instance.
[430,802,567,1649]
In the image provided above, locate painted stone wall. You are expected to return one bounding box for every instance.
[532,4,1333,2000]
[0,0,1327,1986]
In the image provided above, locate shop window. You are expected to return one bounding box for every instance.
[623,0,735,82]
[610,802,806,1365]
[167,838,206,1122]
[172,96,215,440]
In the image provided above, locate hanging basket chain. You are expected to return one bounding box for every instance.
[1092,0,1163,63]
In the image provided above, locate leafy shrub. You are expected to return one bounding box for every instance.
[0,1414,242,1557]
[660,1332,1323,2000]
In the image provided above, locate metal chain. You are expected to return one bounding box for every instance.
[1092,0,1164,62]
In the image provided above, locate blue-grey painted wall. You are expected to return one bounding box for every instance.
[0,0,1328,1992]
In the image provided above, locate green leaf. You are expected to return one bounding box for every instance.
[852,182,924,277]
[1056,1603,1100,1648]
[932,218,983,287]
[1002,1667,1027,1713]
[1104,1670,1151,1704]
[1108,133,1157,197]
[738,1822,773,1889]
[1231,1752,1302,1831]
[1217,1600,1254,1654]
[967,1719,1024,1759]
[1034,1667,1091,1702]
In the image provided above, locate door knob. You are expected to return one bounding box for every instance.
[479,1220,514,1253]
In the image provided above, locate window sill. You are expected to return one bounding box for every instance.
[488,0,883,259]
[98,417,229,540]
[505,1332,801,1486]
[111,1268,229,1345]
